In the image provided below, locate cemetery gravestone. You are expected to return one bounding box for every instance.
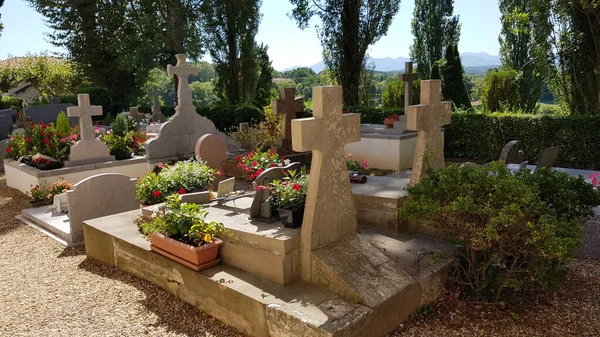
[66,94,114,165]
[238,122,250,133]
[537,146,561,169]
[274,87,304,155]
[0,115,12,140]
[24,104,76,124]
[148,88,166,122]
[194,133,226,188]
[0,109,16,124]
[129,106,142,122]
[400,62,418,112]
[249,162,302,219]
[406,80,452,186]
[499,140,525,164]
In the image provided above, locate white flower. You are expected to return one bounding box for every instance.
[284,159,291,165]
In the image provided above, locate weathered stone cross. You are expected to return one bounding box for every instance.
[129,106,142,122]
[68,94,102,141]
[400,62,419,113]
[291,86,361,280]
[274,87,304,154]
[167,54,197,110]
[148,88,166,122]
[406,80,452,186]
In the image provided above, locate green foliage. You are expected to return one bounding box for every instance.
[0,95,22,110]
[5,122,77,163]
[55,112,71,134]
[401,162,600,301]
[430,63,441,80]
[197,104,264,131]
[189,81,218,107]
[102,133,132,153]
[136,160,217,205]
[110,114,128,137]
[229,124,268,150]
[78,86,112,115]
[345,106,404,124]
[441,44,471,109]
[381,79,421,109]
[289,0,401,106]
[411,0,461,80]
[481,69,520,112]
[270,169,309,211]
[140,194,229,246]
[238,148,283,181]
[444,111,600,170]
[253,43,275,108]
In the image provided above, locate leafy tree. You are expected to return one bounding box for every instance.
[140,68,175,107]
[499,0,551,113]
[381,78,420,109]
[253,43,275,108]
[481,69,520,112]
[189,62,216,83]
[441,44,471,109]
[0,0,4,41]
[201,0,262,104]
[289,0,401,106]
[190,81,219,106]
[410,0,460,80]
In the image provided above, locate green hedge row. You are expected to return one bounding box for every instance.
[445,112,600,170]
[196,104,264,131]
[345,106,404,124]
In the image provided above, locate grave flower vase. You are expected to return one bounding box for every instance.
[150,233,223,271]
[383,117,399,128]
[277,207,304,229]
[112,150,132,160]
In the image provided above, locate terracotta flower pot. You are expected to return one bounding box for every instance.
[150,233,223,271]
[383,117,399,128]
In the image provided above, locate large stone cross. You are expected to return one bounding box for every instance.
[291,86,361,280]
[400,62,419,112]
[406,80,451,185]
[274,87,304,154]
[68,94,103,141]
[167,54,197,109]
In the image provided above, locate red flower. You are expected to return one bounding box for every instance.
[178,188,186,194]
[252,161,258,167]
[216,170,222,177]
[236,156,241,161]
[270,163,276,167]
[43,138,50,145]
[152,190,161,197]
[51,144,56,148]
[40,131,45,137]
[257,185,267,191]
[269,149,275,155]
[5,147,11,154]
[249,174,255,180]
[292,184,302,191]
[255,168,264,176]
[45,160,51,165]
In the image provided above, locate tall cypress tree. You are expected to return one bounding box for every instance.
[410,0,461,80]
[441,44,471,109]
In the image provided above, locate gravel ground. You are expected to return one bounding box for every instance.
[1,173,599,337]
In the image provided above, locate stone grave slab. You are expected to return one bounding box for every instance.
[194,133,226,188]
[352,175,410,232]
[499,140,524,164]
[24,104,76,125]
[0,114,12,140]
[0,108,16,125]
[406,80,451,185]
[66,94,114,166]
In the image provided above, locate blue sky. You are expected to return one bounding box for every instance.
[0,0,501,70]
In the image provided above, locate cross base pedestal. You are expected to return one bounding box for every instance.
[65,139,112,166]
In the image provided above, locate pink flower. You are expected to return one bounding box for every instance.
[347,153,353,159]
[216,170,222,177]
[252,161,258,167]
[360,161,369,169]
[157,163,165,169]
[292,183,302,191]
[590,172,599,188]
[257,185,266,191]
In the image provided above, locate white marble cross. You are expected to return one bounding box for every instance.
[291,86,361,280]
[167,54,197,109]
[274,87,304,154]
[406,80,452,185]
[400,62,418,112]
[67,94,102,141]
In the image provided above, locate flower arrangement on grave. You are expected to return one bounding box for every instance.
[138,193,230,270]
[4,121,79,169]
[129,130,148,155]
[29,179,73,203]
[100,114,133,160]
[136,159,220,205]
[29,182,51,203]
[237,148,285,181]
[346,153,369,174]
[590,172,599,188]
[269,169,308,228]
[47,180,73,199]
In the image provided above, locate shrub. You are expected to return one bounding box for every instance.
[55,112,71,134]
[259,105,281,147]
[401,162,600,301]
[0,95,23,110]
[58,95,78,105]
[230,124,268,150]
[110,114,128,137]
[237,148,284,181]
[78,86,111,115]
[481,69,520,113]
[4,122,77,163]
[444,111,600,170]
[197,104,264,131]
[136,159,219,205]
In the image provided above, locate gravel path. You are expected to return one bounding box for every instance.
[0,174,243,337]
[1,173,599,337]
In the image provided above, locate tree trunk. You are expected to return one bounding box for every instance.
[226,3,240,104]
[340,0,362,107]
[166,0,186,103]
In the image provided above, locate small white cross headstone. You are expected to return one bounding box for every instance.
[66,94,112,164]
[274,88,304,154]
[291,86,361,281]
[168,54,197,110]
[400,62,419,113]
[406,80,451,185]
[148,88,165,122]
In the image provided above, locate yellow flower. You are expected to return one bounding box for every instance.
[203,233,212,243]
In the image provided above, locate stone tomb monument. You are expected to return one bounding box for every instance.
[145,54,229,161]
[406,80,452,185]
[148,88,166,122]
[274,87,304,155]
[66,94,114,166]
[194,133,227,188]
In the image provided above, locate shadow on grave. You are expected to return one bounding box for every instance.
[57,246,87,258]
[77,258,244,336]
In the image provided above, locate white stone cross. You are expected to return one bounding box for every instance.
[406,80,452,185]
[291,86,361,281]
[400,62,419,112]
[148,88,162,111]
[167,54,197,109]
[67,94,103,141]
[274,87,304,154]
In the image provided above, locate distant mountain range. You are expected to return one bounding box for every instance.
[282,52,501,74]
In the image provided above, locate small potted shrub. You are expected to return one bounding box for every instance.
[270,169,308,228]
[383,113,400,128]
[237,148,285,183]
[29,182,52,207]
[103,115,133,160]
[139,194,230,270]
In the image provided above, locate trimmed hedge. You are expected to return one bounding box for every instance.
[139,105,176,117]
[196,104,264,131]
[0,95,23,110]
[445,112,600,170]
[78,86,112,116]
[345,106,404,124]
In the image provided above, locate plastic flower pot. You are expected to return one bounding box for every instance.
[150,233,223,271]
[277,207,304,229]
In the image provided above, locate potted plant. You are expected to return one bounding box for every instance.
[102,132,132,160]
[383,113,400,128]
[29,182,52,207]
[139,194,230,271]
[270,169,308,228]
[48,179,74,213]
